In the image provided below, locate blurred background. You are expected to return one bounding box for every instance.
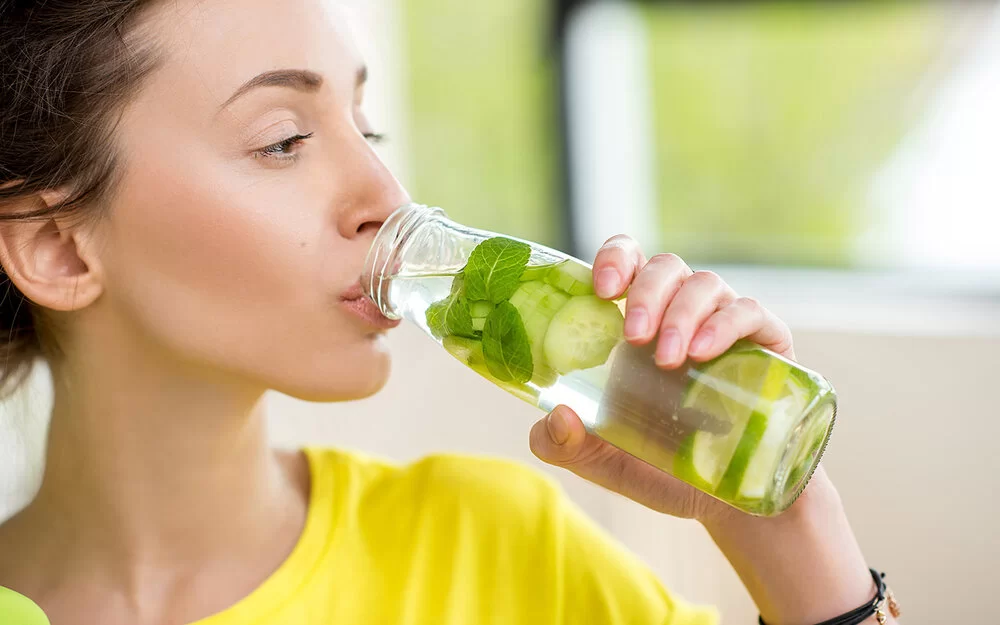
[3,0,1000,623]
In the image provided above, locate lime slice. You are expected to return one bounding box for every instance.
[674,351,793,496]
[733,373,815,500]
[714,358,794,500]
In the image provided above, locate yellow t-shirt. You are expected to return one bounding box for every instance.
[193,448,719,625]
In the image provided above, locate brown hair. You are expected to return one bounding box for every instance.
[0,0,159,392]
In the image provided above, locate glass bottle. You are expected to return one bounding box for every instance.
[362,204,836,516]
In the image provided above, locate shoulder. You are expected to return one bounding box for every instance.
[305,447,564,534]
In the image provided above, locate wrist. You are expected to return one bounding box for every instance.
[701,468,877,624]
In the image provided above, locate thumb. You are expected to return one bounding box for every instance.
[528,404,593,466]
[529,405,702,519]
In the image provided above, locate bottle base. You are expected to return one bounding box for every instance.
[762,392,837,516]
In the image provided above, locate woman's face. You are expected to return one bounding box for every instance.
[100,0,409,401]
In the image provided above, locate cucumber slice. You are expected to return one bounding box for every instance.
[470,301,493,319]
[510,279,549,308]
[545,261,595,296]
[470,301,492,332]
[509,281,570,387]
[542,295,623,374]
[519,264,554,283]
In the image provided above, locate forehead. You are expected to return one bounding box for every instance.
[137,0,364,107]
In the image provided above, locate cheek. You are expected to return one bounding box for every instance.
[100,149,386,398]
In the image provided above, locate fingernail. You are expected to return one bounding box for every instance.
[690,330,714,355]
[624,308,649,339]
[595,268,620,298]
[656,329,682,365]
[546,410,570,445]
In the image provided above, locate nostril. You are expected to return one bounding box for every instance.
[357,220,383,237]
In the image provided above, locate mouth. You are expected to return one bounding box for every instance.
[340,282,402,330]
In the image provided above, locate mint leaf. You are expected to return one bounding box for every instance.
[446,296,476,338]
[464,237,532,304]
[482,301,533,384]
[425,293,476,339]
[425,298,450,339]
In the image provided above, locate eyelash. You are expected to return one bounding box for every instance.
[255,132,313,160]
[254,131,387,161]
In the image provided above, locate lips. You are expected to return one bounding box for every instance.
[340,283,401,330]
[340,283,368,302]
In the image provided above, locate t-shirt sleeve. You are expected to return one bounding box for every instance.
[540,476,720,625]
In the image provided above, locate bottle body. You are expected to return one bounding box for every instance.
[364,205,836,516]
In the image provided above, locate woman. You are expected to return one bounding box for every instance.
[0,1,896,624]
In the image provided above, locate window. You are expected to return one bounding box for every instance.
[401,0,1000,296]
[401,0,560,247]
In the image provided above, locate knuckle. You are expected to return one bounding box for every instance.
[646,252,684,269]
[775,335,795,355]
[689,270,724,286]
[735,296,764,315]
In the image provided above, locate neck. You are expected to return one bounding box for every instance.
[11,328,309,600]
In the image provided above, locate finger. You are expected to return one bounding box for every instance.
[689,296,796,362]
[592,235,646,299]
[528,405,698,517]
[656,271,737,368]
[621,253,693,344]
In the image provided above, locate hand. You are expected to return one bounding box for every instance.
[529,235,796,523]
[528,236,888,624]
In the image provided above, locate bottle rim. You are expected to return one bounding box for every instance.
[361,203,446,319]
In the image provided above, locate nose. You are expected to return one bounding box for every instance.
[337,140,411,240]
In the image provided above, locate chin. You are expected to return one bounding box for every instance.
[275,342,393,403]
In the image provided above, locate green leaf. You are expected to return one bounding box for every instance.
[425,294,476,339]
[446,296,476,338]
[482,301,534,384]
[464,237,532,303]
[425,298,450,339]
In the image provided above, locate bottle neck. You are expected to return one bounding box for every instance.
[362,203,446,319]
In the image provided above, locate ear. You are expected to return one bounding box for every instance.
[0,191,104,312]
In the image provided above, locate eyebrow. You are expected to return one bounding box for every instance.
[220,66,368,109]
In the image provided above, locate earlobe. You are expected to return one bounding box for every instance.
[0,194,104,313]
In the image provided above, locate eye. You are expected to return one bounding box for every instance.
[254,132,314,160]
[363,132,387,144]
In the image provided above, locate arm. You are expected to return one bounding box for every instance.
[529,235,899,625]
[705,469,895,624]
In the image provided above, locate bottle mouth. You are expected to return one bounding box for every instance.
[361,203,445,319]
